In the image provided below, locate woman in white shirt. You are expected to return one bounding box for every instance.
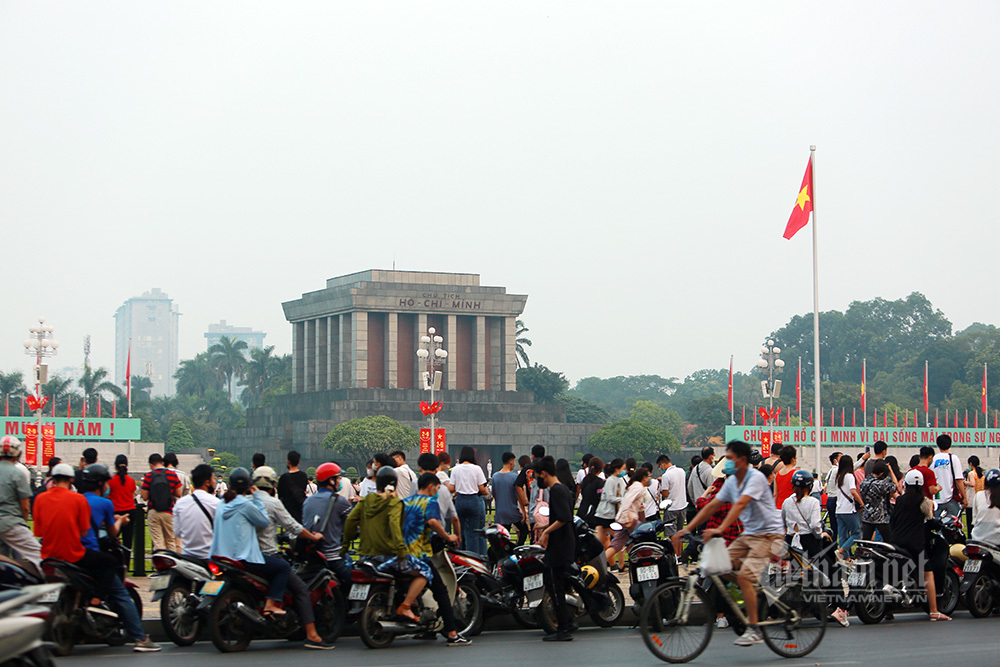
[449,446,488,557]
[834,456,865,557]
[604,467,650,570]
[782,470,826,555]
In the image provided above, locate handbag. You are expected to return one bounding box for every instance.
[532,487,549,528]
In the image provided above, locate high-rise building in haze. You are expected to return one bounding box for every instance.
[204,320,266,353]
[115,288,180,397]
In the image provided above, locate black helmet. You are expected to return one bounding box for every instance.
[375,466,398,493]
[228,467,252,493]
[82,463,111,485]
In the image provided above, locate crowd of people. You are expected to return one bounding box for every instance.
[2,431,999,651]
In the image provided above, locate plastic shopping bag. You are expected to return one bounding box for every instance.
[699,537,731,576]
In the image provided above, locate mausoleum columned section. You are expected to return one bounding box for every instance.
[281,270,527,394]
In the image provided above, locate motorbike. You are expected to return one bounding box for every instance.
[41,540,144,657]
[959,540,1000,617]
[0,557,44,594]
[203,550,344,653]
[0,583,62,667]
[850,516,963,624]
[536,512,625,633]
[624,521,679,613]
[149,551,214,646]
[350,547,483,648]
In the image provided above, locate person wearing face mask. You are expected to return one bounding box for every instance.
[605,467,652,571]
[75,464,160,651]
[359,460,377,497]
[597,459,627,568]
[673,441,784,648]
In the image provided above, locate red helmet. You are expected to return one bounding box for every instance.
[315,462,342,483]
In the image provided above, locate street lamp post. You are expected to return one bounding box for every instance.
[23,317,58,486]
[416,327,448,448]
[757,339,784,451]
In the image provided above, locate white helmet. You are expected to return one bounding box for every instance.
[904,469,924,487]
[0,436,21,458]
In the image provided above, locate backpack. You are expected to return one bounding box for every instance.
[532,486,549,528]
[148,470,173,512]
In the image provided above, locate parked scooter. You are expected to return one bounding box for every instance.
[536,511,625,633]
[203,553,343,652]
[851,516,963,623]
[0,583,62,667]
[149,551,214,646]
[960,540,1000,617]
[623,506,679,614]
[350,548,483,648]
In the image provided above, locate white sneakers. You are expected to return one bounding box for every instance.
[733,627,763,646]
[716,616,729,628]
[832,608,850,627]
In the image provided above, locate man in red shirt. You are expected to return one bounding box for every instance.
[913,447,942,500]
[140,454,182,552]
[34,464,160,651]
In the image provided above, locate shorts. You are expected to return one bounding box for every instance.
[727,533,784,581]
[609,525,632,551]
[371,554,434,583]
[586,516,612,530]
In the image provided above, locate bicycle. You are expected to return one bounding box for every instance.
[639,548,827,663]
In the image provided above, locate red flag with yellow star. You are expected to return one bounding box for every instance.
[783,157,813,240]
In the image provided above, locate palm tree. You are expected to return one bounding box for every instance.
[78,366,124,413]
[208,336,249,403]
[0,372,27,414]
[174,353,223,398]
[130,375,154,403]
[239,346,279,407]
[515,319,532,369]
[41,375,73,412]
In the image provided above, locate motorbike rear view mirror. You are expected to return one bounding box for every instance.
[538,506,550,517]
[609,522,623,531]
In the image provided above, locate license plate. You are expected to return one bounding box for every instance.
[964,559,982,573]
[348,584,370,601]
[149,575,170,592]
[637,565,658,582]
[199,581,224,596]
[524,573,544,592]
[38,590,60,604]
[847,570,866,586]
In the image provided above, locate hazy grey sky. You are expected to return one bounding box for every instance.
[2,2,998,388]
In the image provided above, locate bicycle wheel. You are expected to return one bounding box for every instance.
[639,581,714,664]
[758,582,827,659]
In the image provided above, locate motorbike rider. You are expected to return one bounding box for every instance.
[403,472,469,645]
[250,466,333,650]
[173,464,219,562]
[890,469,950,621]
[34,463,160,652]
[0,436,41,572]
[210,467,290,618]
[341,468,437,627]
[302,462,354,582]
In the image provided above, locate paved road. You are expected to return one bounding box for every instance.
[55,613,1000,667]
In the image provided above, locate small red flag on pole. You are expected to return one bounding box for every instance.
[809,408,813,427]
[67,397,71,419]
[935,409,939,428]
[786,410,790,427]
[894,409,898,427]
[727,356,733,414]
[965,410,969,428]
[883,410,887,427]
[841,407,845,427]
[96,397,101,418]
[853,408,856,427]
[112,400,116,419]
[742,406,746,426]
[20,399,23,417]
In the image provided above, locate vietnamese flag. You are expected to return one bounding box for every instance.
[742,406,746,426]
[924,361,930,414]
[783,157,814,240]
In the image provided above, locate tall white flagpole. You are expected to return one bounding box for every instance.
[810,145,822,475]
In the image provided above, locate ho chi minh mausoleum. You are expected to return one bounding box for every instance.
[217,270,603,467]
